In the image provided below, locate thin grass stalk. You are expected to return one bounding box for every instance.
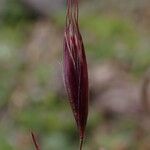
[31,132,40,150]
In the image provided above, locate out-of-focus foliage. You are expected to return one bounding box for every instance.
[0,0,150,150]
[1,0,38,26]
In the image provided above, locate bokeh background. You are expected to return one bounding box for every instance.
[0,0,150,150]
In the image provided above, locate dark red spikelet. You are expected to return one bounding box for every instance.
[31,132,40,150]
[63,0,89,149]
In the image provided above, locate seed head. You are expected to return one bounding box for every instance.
[63,0,89,149]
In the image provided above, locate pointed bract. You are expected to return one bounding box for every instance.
[63,0,89,149]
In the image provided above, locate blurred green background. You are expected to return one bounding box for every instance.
[0,0,150,150]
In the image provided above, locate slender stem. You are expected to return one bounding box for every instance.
[31,132,40,150]
[79,137,84,150]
